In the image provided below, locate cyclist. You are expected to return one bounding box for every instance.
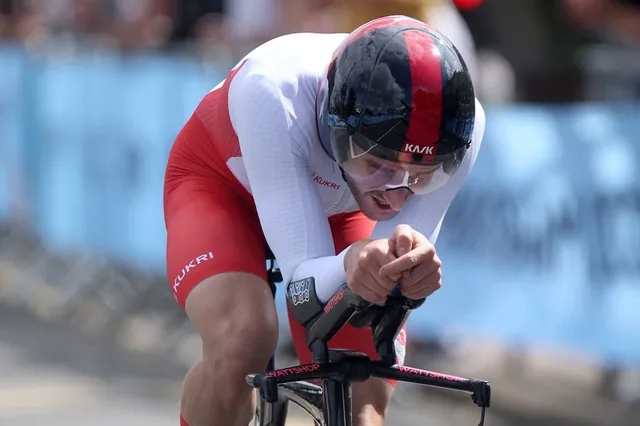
[164,14,485,426]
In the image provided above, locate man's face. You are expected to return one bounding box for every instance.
[340,140,444,220]
[341,144,445,220]
[345,173,414,221]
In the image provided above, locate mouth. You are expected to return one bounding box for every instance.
[370,193,393,212]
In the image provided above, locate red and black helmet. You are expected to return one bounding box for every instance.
[317,15,475,193]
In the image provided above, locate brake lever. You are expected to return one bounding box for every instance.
[472,381,491,426]
[477,407,486,426]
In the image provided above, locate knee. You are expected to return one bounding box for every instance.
[352,378,394,424]
[208,303,279,369]
[186,273,279,373]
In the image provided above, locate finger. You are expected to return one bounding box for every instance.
[400,270,441,297]
[375,246,401,282]
[388,272,402,282]
[352,285,385,304]
[399,254,441,290]
[391,224,414,256]
[405,271,442,295]
[379,245,434,277]
[402,281,441,300]
[364,247,398,292]
[409,230,431,248]
[365,270,394,300]
[349,262,391,301]
[370,263,399,293]
[387,238,397,258]
[348,270,388,304]
[355,285,387,304]
[398,270,411,289]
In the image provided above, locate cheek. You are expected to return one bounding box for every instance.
[348,161,370,176]
[351,187,374,208]
[344,174,366,196]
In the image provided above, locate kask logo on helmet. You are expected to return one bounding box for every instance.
[403,144,434,155]
[323,15,475,181]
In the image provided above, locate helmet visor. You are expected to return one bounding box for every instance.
[331,128,466,195]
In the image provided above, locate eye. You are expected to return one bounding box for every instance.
[414,170,436,178]
[364,160,381,173]
[411,164,440,177]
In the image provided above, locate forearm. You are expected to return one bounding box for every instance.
[291,243,354,303]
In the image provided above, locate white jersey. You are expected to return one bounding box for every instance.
[196,32,486,303]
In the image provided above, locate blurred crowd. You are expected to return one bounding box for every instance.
[0,0,483,52]
[2,1,640,48]
[1,0,639,102]
[0,0,174,51]
[563,0,640,43]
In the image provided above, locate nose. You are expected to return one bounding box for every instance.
[382,188,412,211]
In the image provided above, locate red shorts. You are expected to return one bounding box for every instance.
[164,113,407,377]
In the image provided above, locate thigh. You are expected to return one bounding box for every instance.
[164,119,268,309]
[165,183,269,308]
[164,165,278,360]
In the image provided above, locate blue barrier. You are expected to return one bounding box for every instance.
[422,103,640,364]
[0,47,229,271]
[0,47,638,365]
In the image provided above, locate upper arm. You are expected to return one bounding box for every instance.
[228,66,336,285]
[371,98,486,243]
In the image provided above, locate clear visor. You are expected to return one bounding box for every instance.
[335,131,464,195]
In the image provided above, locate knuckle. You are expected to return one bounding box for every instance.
[359,252,374,268]
[373,238,387,247]
[364,254,378,269]
[354,269,367,282]
[431,268,442,282]
[366,241,380,254]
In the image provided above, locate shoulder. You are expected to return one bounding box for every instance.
[228,33,348,142]
[228,33,347,97]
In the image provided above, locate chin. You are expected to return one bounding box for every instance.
[345,176,398,221]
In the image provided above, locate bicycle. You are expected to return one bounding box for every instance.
[248,253,492,426]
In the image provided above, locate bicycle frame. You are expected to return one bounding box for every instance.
[257,255,491,426]
[249,348,491,426]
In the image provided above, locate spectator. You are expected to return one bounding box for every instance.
[110,0,173,51]
[0,0,17,39]
[563,0,640,42]
[168,0,225,44]
[280,0,481,88]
